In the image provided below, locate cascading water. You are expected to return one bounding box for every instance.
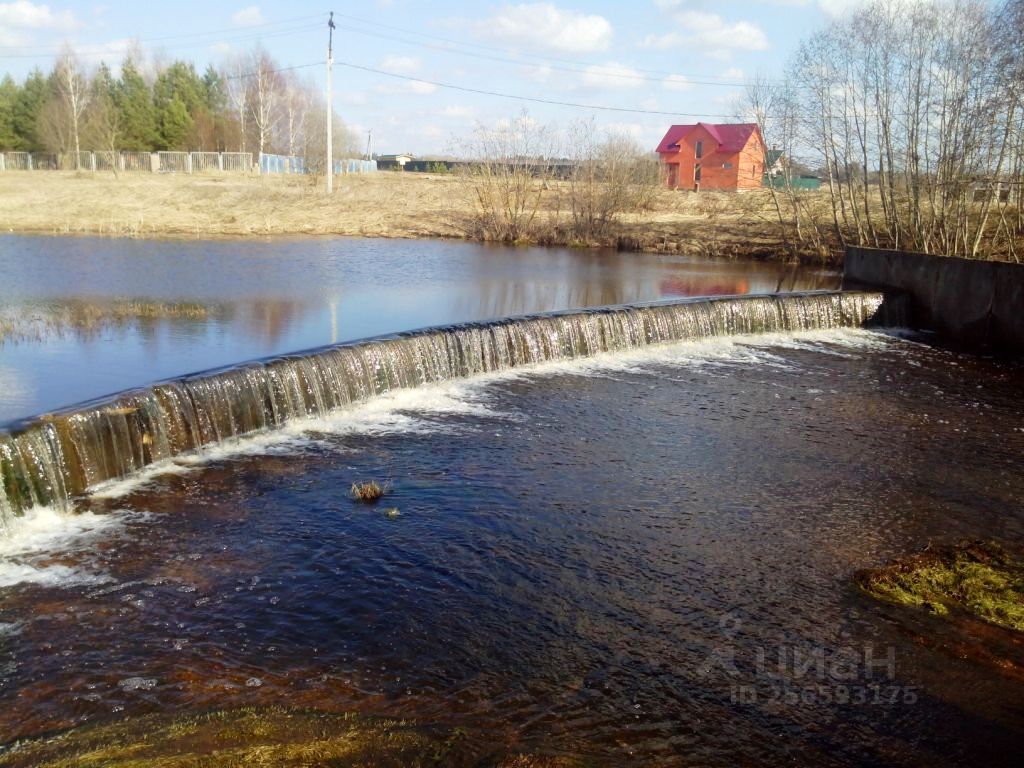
[0,291,903,527]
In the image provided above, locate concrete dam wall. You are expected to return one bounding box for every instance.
[844,247,1024,353]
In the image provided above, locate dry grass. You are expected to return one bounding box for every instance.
[0,171,465,239]
[0,171,830,260]
[351,480,387,503]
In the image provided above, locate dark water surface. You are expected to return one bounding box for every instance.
[1,329,1021,766]
[0,235,836,423]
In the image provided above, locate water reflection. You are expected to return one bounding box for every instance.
[0,235,838,422]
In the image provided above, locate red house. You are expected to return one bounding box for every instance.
[656,123,766,191]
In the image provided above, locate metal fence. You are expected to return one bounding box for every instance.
[259,153,306,174]
[0,150,376,176]
[120,151,153,172]
[334,159,378,174]
[4,152,30,169]
[0,150,253,174]
[157,151,190,173]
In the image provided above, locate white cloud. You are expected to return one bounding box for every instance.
[375,56,435,94]
[579,61,645,90]
[376,79,437,96]
[380,55,420,75]
[406,81,437,95]
[816,0,866,17]
[441,105,477,119]
[645,9,768,60]
[231,6,264,27]
[0,1,77,45]
[663,74,692,91]
[338,90,369,106]
[757,0,867,18]
[473,3,613,54]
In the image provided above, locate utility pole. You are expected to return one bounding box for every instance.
[365,129,372,161]
[326,11,335,194]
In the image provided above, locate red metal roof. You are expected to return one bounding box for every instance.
[656,123,760,155]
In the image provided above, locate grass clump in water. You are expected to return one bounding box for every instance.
[855,540,1024,631]
[351,480,387,503]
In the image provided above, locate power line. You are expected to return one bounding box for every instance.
[222,60,325,81]
[0,13,327,53]
[333,60,742,119]
[331,11,784,86]
[0,21,324,60]
[333,22,759,89]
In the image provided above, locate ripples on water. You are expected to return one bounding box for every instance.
[1,329,1022,766]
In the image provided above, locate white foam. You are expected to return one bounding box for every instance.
[59,328,902,503]
[0,505,129,589]
[87,382,507,500]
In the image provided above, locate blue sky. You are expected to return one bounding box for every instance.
[0,1,868,154]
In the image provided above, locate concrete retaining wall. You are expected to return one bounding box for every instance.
[843,246,1024,353]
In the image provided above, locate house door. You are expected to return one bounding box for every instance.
[667,163,678,188]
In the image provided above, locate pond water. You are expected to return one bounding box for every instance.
[1,326,1022,766]
[0,235,837,424]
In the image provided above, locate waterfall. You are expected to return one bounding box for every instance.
[0,291,901,526]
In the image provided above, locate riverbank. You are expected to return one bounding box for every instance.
[0,171,833,262]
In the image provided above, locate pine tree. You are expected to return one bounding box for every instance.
[159,95,193,150]
[0,76,20,150]
[153,61,206,148]
[117,59,157,150]
[11,69,49,151]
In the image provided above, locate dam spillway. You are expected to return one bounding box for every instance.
[0,291,898,527]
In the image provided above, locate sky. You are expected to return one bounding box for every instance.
[0,1,871,155]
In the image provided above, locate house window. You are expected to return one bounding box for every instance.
[695,140,703,159]
[723,162,732,169]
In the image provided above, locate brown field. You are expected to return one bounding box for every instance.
[0,170,819,260]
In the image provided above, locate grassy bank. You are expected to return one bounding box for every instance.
[0,171,830,262]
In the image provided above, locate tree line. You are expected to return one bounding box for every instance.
[748,0,1023,261]
[0,43,359,164]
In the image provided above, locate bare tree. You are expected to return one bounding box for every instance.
[456,113,559,242]
[52,46,91,168]
[222,54,250,154]
[784,0,1020,260]
[248,46,280,158]
[567,120,659,241]
[279,72,313,157]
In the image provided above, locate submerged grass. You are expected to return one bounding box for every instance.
[0,300,216,345]
[350,480,387,503]
[0,707,454,767]
[856,541,1024,631]
[0,707,588,768]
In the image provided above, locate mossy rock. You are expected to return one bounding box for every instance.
[855,540,1024,632]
